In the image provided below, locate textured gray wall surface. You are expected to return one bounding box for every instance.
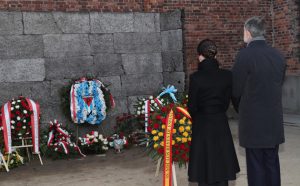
[0,10,184,133]
[282,76,300,114]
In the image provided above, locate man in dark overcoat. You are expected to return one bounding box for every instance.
[232,16,286,186]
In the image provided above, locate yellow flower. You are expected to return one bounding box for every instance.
[183,132,189,137]
[179,126,185,133]
[172,129,177,134]
[188,120,192,125]
[188,137,192,141]
[154,143,159,149]
[151,130,157,135]
[185,126,191,131]
[182,137,188,143]
[158,132,164,137]
[176,137,182,142]
[183,116,187,121]
[172,140,175,145]
[153,136,159,141]
[160,141,164,146]
[162,124,166,129]
[179,119,185,125]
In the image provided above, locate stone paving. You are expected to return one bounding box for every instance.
[0,120,299,186]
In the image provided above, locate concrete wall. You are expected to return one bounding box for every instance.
[283,76,300,114]
[0,11,184,133]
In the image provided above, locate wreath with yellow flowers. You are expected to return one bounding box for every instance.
[147,101,192,167]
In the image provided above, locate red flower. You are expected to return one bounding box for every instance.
[155,115,162,120]
[148,119,152,124]
[161,118,166,124]
[15,110,21,115]
[180,144,185,150]
[17,122,22,127]
[153,123,159,129]
[161,107,167,113]
[169,103,175,108]
[173,157,178,162]
[147,126,152,132]
[157,147,164,154]
[174,150,180,155]
[175,113,181,119]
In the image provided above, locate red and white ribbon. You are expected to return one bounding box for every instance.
[26,98,40,154]
[1,102,12,153]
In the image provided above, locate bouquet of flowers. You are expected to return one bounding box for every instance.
[7,96,33,139]
[42,120,85,159]
[115,113,146,146]
[147,101,192,167]
[78,131,109,154]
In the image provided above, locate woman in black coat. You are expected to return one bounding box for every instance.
[188,39,240,186]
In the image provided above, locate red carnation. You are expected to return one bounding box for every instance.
[175,150,180,155]
[15,110,21,115]
[17,122,22,127]
[161,107,167,113]
[148,119,152,124]
[180,144,185,150]
[157,147,164,155]
[147,126,152,132]
[155,115,161,120]
[153,123,159,129]
[169,103,175,108]
[175,113,181,119]
[173,157,178,162]
[161,118,166,124]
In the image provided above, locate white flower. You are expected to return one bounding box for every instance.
[11,107,14,111]
[94,139,98,143]
[141,110,145,114]
[23,110,28,114]
[150,108,154,112]
[94,131,99,137]
[18,133,22,136]
[139,101,143,105]
[12,101,16,105]
[17,100,21,103]
[54,148,58,151]
[150,100,155,104]
[18,137,22,139]
[149,96,153,99]
[23,119,26,123]
[11,126,15,129]
[154,103,158,107]
[142,98,146,101]
[99,134,103,140]
[137,111,141,115]
[22,126,26,129]
[11,120,15,124]
[70,144,74,147]
[17,116,21,121]
[10,160,14,164]
[161,99,164,102]
[142,105,145,109]
[15,105,20,109]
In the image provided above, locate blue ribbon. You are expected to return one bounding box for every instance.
[157,85,177,103]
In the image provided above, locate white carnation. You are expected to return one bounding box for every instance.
[22,126,26,129]
[11,126,15,129]
[23,110,28,114]
[94,131,99,137]
[15,105,20,109]
[18,133,22,136]
[23,119,26,123]
[154,103,158,107]
[149,96,153,99]
[11,120,15,124]
[150,100,155,104]
[141,110,145,114]
[137,111,141,115]
[11,107,14,111]
[12,101,16,105]
[17,100,21,103]
[17,116,21,121]
[94,139,98,143]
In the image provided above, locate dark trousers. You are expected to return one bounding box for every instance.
[246,146,281,186]
[198,181,228,186]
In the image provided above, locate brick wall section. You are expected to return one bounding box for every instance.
[273,0,300,75]
[0,0,298,76]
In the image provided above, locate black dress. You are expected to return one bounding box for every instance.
[187,58,240,185]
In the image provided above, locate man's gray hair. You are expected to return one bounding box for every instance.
[244,16,266,37]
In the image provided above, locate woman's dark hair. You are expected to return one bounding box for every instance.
[197,39,218,59]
